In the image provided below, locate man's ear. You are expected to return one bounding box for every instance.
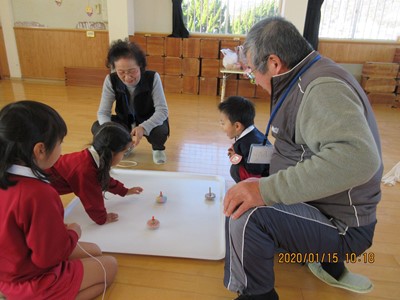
[33,142,47,161]
[268,54,288,74]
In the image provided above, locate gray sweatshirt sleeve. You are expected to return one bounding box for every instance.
[139,72,169,135]
[97,74,115,125]
[259,77,381,205]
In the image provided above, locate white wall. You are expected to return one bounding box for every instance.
[281,0,308,33]
[107,0,135,42]
[0,0,21,78]
[1,0,310,78]
[133,0,173,34]
[10,0,107,28]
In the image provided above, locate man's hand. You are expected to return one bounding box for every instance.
[131,126,145,147]
[223,178,265,219]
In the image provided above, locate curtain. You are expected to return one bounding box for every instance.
[303,0,324,50]
[169,0,189,38]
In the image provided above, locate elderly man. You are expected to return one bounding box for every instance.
[223,17,382,300]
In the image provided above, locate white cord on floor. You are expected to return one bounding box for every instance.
[77,242,107,300]
[116,160,138,168]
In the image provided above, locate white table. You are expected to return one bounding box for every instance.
[220,68,245,101]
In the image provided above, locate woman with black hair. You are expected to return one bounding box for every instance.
[92,39,169,164]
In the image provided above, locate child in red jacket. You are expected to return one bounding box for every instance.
[48,122,144,225]
[0,101,117,300]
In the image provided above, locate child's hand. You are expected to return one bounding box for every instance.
[228,146,235,158]
[126,186,143,195]
[106,212,119,223]
[66,222,82,238]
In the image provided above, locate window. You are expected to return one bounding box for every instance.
[182,0,280,35]
[319,0,400,40]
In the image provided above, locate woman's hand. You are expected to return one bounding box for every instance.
[126,186,144,195]
[131,126,145,147]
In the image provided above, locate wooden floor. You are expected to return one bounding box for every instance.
[0,79,399,300]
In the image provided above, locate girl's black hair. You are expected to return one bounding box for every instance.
[106,38,147,73]
[92,122,131,191]
[218,96,256,128]
[0,100,67,189]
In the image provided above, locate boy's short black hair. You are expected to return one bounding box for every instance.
[218,96,255,128]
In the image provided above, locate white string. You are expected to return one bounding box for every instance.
[116,160,138,168]
[77,242,107,300]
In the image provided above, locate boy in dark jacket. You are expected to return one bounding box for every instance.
[218,96,269,182]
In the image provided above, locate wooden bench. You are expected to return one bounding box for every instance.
[64,67,109,87]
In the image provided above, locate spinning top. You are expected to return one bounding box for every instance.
[156,191,167,203]
[147,216,160,230]
[205,187,216,201]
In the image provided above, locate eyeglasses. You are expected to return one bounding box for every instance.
[116,67,140,76]
[244,55,270,85]
[245,67,256,85]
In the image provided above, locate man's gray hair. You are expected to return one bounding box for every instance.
[243,17,313,73]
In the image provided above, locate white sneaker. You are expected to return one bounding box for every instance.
[152,150,166,164]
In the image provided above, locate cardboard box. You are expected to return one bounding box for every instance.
[130,35,147,53]
[201,59,220,77]
[362,62,399,78]
[165,57,182,75]
[393,48,400,63]
[361,76,397,93]
[147,56,165,75]
[200,39,220,58]
[199,77,218,96]
[237,79,255,98]
[146,37,165,56]
[182,58,200,76]
[367,92,396,104]
[166,37,182,57]
[163,75,183,93]
[220,78,238,98]
[182,76,199,94]
[182,38,201,58]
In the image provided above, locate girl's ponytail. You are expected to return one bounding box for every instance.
[92,122,131,191]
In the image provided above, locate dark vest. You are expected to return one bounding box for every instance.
[269,52,383,228]
[110,71,156,129]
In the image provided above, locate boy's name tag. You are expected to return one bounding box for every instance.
[247,144,274,164]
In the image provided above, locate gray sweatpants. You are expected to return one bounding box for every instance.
[224,203,375,295]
